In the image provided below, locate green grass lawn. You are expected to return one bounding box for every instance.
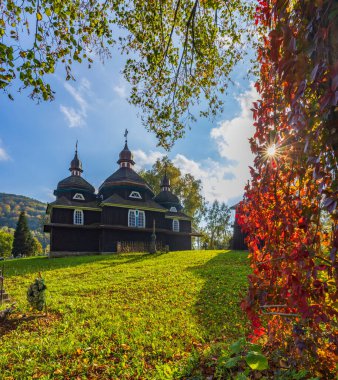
[0,250,250,379]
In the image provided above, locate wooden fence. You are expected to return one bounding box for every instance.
[116,241,164,253]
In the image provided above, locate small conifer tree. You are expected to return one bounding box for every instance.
[11,211,33,257]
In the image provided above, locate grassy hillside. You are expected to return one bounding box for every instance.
[0,192,49,248]
[0,192,46,231]
[0,250,250,379]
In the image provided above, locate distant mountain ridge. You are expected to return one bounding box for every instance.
[0,192,47,231]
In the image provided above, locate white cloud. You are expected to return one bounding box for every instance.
[171,85,257,204]
[0,140,10,161]
[0,147,10,161]
[131,84,257,205]
[113,83,127,99]
[113,77,129,99]
[133,149,246,204]
[172,154,237,204]
[60,106,84,128]
[60,78,90,128]
[64,82,88,112]
[133,149,165,170]
[209,84,258,201]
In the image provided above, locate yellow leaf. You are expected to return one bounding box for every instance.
[36,12,42,21]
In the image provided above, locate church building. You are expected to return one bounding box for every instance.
[44,133,194,257]
[230,202,247,250]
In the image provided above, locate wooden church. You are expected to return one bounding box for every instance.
[44,133,194,257]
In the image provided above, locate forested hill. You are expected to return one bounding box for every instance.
[0,193,46,231]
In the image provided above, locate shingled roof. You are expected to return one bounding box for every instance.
[165,211,191,220]
[57,175,95,193]
[99,167,154,194]
[101,193,167,211]
[47,197,100,213]
[153,190,182,210]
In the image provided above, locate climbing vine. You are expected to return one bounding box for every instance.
[238,0,338,376]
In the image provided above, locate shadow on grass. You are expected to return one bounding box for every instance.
[0,312,62,338]
[94,251,167,271]
[189,250,251,341]
[4,251,167,278]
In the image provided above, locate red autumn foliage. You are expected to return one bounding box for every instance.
[238,0,338,376]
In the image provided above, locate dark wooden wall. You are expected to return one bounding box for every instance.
[168,235,192,251]
[51,227,99,252]
[51,208,101,225]
[101,207,168,229]
[100,229,191,252]
[49,206,192,253]
[231,219,247,250]
[101,229,153,252]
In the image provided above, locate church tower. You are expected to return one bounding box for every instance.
[98,130,154,201]
[154,167,183,212]
[53,142,95,202]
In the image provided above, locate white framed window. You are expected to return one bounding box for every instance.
[129,191,142,199]
[170,206,177,212]
[128,210,136,227]
[73,193,85,200]
[172,219,179,232]
[138,210,145,228]
[73,209,84,225]
[128,209,145,228]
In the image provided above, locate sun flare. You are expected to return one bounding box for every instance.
[267,144,276,157]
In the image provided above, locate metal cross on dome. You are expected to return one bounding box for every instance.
[124,129,128,143]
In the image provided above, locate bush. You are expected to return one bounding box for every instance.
[27,276,46,311]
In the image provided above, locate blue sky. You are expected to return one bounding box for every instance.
[0,48,256,206]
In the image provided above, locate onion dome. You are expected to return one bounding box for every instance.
[153,170,182,211]
[116,129,135,168]
[117,142,135,168]
[69,142,83,175]
[160,171,170,191]
[55,143,95,195]
[99,131,154,199]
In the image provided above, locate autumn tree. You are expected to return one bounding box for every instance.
[31,237,43,256]
[204,200,231,249]
[11,211,34,257]
[139,156,206,227]
[0,228,14,257]
[237,1,338,376]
